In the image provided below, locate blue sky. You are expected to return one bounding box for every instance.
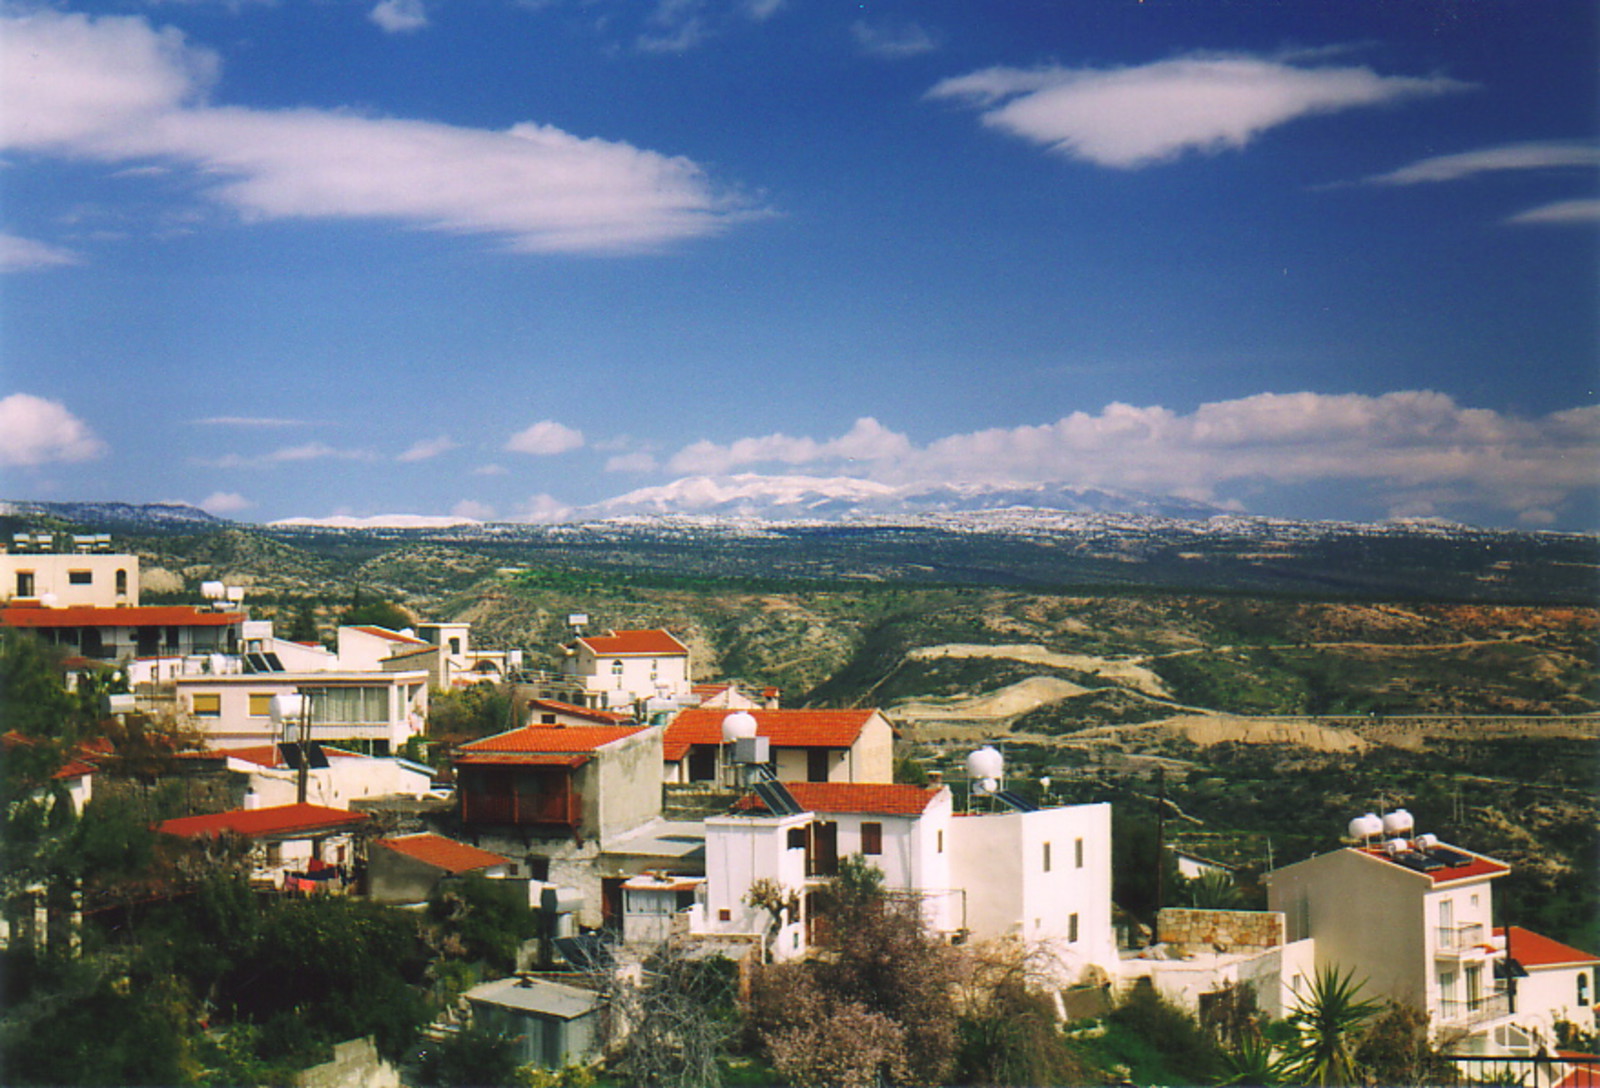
[2,0,1596,529]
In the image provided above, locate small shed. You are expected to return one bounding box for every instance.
[367,833,510,904]
[462,976,602,1069]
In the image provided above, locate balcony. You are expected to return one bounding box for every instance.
[1437,990,1512,1028]
[1435,922,1489,958]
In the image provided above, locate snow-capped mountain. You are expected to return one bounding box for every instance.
[581,474,1228,521]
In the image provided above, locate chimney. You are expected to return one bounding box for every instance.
[763,687,781,709]
[927,771,943,788]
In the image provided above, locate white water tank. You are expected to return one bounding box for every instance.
[976,776,999,795]
[1382,809,1414,837]
[1348,813,1383,841]
[966,746,1004,781]
[201,581,226,600]
[269,693,306,727]
[1414,832,1440,851]
[1384,837,1409,856]
[721,711,758,743]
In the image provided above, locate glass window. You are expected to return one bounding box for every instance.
[310,686,389,724]
[1043,841,1052,872]
[1075,837,1084,868]
[68,570,92,585]
[192,693,221,717]
[116,569,128,595]
[1069,913,1079,942]
[248,693,273,717]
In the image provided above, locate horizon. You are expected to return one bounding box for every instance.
[2,1,1596,532]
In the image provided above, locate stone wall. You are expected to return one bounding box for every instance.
[1157,908,1285,956]
[293,1037,399,1088]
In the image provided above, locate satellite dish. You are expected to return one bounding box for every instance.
[1382,809,1414,837]
[966,746,1004,781]
[721,711,758,743]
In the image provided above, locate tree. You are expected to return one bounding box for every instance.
[341,592,413,631]
[1278,967,1384,1088]
[1351,1002,1455,1088]
[952,939,1093,1087]
[427,873,541,975]
[596,946,739,1088]
[427,683,515,741]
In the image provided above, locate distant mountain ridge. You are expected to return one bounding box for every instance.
[0,499,223,532]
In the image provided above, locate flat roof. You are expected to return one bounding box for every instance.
[464,976,601,1019]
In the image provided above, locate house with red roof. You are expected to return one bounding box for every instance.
[1265,830,1597,1057]
[559,628,691,712]
[525,699,635,729]
[368,832,512,904]
[1,602,244,665]
[156,802,367,889]
[663,707,895,786]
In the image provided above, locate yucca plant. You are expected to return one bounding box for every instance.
[1278,966,1384,1087]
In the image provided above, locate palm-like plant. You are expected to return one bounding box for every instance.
[1279,966,1385,1087]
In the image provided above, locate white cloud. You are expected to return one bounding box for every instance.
[472,463,509,476]
[852,20,938,59]
[664,393,1600,524]
[370,0,428,34]
[0,233,81,272]
[1507,198,1600,225]
[513,493,574,523]
[743,0,784,21]
[1366,141,1600,185]
[197,490,253,515]
[668,416,911,474]
[397,435,457,462]
[927,54,1468,168]
[0,393,106,467]
[0,9,751,253]
[506,419,585,455]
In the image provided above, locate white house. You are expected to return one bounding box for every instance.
[662,708,895,785]
[1264,833,1595,1057]
[174,670,428,753]
[559,629,691,712]
[1497,927,1600,1049]
[1,540,138,608]
[3,603,244,665]
[201,744,436,808]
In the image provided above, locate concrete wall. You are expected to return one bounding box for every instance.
[0,552,139,607]
[1267,848,1430,1010]
[293,1037,399,1088]
[949,802,1117,979]
[592,729,665,844]
[700,813,810,960]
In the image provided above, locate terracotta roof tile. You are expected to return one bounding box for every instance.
[1,605,244,629]
[157,803,366,839]
[574,629,687,656]
[459,725,646,755]
[376,833,508,874]
[1500,926,1600,968]
[737,782,942,816]
[526,700,634,725]
[665,708,877,761]
[352,626,428,644]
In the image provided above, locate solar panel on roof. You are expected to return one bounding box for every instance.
[277,742,328,769]
[993,789,1039,813]
[753,779,804,817]
[1428,847,1474,868]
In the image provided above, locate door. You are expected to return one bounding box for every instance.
[807,748,831,783]
[807,821,839,877]
[601,877,626,936]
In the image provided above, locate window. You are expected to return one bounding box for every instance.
[68,570,92,585]
[718,909,731,922]
[787,828,806,850]
[937,830,943,854]
[1579,972,1591,1007]
[861,822,883,855]
[265,842,282,866]
[248,693,274,717]
[115,569,128,595]
[1043,841,1052,872]
[15,572,33,597]
[309,686,389,724]
[448,638,461,655]
[611,660,624,674]
[1068,913,1079,942]
[541,713,557,724]
[1075,837,1084,868]
[192,693,221,717]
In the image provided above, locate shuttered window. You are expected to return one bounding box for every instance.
[192,693,221,717]
[248,693,274,717]
[861,822,883,855]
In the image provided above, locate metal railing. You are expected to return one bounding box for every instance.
[1438,921,1488,951]
[1437,991,1512,1026]
[1439,1053,1600,1087]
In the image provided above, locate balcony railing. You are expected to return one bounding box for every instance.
[1437,991,1511,1027]
[1436,921,1488,954]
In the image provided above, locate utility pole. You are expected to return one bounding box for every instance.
[1152,766,1167,946]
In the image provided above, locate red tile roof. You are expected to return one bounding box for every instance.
[453,752,590,768]
[1554,1054,1600,1088]
[664,708,878,761]
[376,833,508,874]
[573,629,688,657]
[1499,926,1600,968]
[157,803,367,839]
[352,625,428,644]
[459,725,646,755]
[1357,845,1510,884]
[224,745,286,769]
[737,782,943,817]
[1,605,244,628]
[526,699,634,725]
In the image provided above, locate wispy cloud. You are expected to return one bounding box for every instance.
[397,435,458,462]
[851,19,938,60]
[667,393,1600,525]
[1,9,753,253]
[472,463,509,476]
[196,442,378,468]
[506,419,585,455]
[0,393,106,467]
[1507,198,1600,225]
[1365,140,1600,185]
[0,232,81,272]
[928,53,1469,168]
[191,416,317,427]
[369,0,428,34]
